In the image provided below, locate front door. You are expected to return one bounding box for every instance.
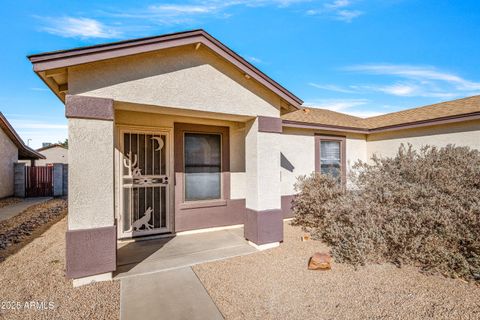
[119,129,172,238]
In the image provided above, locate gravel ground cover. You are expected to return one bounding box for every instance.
[0,197,21,209]
[194,222,480,320]
[0,217,120,319]
[0,199,67,262]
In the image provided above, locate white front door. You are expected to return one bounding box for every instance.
[119,129,172,238]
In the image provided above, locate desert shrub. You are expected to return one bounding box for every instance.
[292,144,480,282]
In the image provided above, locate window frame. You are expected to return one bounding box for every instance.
[183,132,223,201]
[314,134,346,185]
[174,123,230,204]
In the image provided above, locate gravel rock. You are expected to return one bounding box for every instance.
[194,222,480,320]
[0,197,21,209]
[0,199,68,262]
[0,217,120,319]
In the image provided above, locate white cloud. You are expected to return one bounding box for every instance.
[39,17,122,39]
[311,64,480,99]
[305,98,369,112]
[305,98,386,118]
[306,0,363,22]
[375,83,417,96]
[149,4,216,14]
[8,119,67,130]
[38,1,360,37]
[247,56,263,64]
[309,82,358,93]
[367,83,458,98]
[345,110,384,118]
[325,0,351,9]
[105,0,313,23]
[335,10,363,22]
[345,64,480,91]
[7,118,68,149]
[101,0,356,27]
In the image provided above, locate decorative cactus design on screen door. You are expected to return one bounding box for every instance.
[121,131,170,237]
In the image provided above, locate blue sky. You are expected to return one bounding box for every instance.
[1,0,480,148]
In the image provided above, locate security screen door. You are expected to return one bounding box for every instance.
[120,130,170,238]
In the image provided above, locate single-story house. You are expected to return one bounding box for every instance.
[27,30,480,283]
[0,112,45,198]
[19,143,68,166]
[34,143,68,166]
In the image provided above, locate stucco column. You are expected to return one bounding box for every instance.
[244,116,283,249]
[65,95,116,285]
[13,163,25,198]
[52,163,63,197]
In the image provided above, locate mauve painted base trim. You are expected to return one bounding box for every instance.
[65,95,114,121]
[66,226,117,279]
[281,195,295,218]
[244,208,283,245]
[175,199,246,232]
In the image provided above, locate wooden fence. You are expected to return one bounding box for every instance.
[25,166,53,197]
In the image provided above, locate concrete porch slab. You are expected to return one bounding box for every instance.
[120,267,223,320]
[115,227,257,279]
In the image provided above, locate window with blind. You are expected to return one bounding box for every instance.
[316,136,345,184]
[320,141,341,181]
[184,133,222,201]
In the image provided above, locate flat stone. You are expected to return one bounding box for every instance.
[308,252,332,270]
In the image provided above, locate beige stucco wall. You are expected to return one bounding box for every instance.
[68,46,282,118]
[280,127,368,195]
[367,120,480,159]
[68,118,114,230]
[35,146,68,166]
[245,118,281,211]
[0,128,18,198]
[280,128,315,196]
[114,108,247,200]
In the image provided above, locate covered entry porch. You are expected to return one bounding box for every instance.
[65,96,286,284]
[115,225,257,279]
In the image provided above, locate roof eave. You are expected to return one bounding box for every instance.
[28,29,302,108]
[282,119,369,134]
[368,111,480,133]
[0,113,45,160]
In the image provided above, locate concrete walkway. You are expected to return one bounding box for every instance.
[115,227,257,278]
[117,227,261,319]
[0,197,52,222]
[120,267,224,320]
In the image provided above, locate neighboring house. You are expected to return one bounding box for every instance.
[28,30,480,283]
[0,112,44,198]
[35,144,68,166]
[20,143,68,166]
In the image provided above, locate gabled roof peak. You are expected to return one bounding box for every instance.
[28,29,302,108]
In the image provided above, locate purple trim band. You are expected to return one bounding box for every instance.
[258,116,282,133]
[281,195,295,219]
[66,225,116,279]
[174,172,245,232]
[244,208,283,245]
[65,95,114,121]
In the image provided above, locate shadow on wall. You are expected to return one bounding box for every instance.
[281,152,294,172]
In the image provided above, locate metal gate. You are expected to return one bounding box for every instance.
[25,166,53,197]
[119,129,171,238]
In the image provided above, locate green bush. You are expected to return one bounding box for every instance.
[292,144,480,282]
